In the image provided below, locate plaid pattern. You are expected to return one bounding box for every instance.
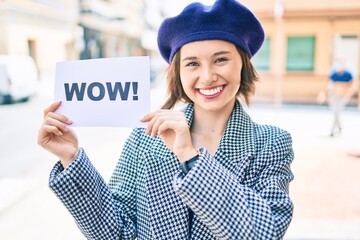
[49,100,294,240]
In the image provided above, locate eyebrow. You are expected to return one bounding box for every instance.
[181,50,231,62]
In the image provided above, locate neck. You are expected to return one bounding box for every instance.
[191,99,235,136]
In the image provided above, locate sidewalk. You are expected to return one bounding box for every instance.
[1,99,360,239]
[248,104,360,239]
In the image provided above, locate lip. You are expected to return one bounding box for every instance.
[196,85,226,99]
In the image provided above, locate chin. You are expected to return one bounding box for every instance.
[195,99,235,112]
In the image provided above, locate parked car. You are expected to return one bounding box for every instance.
[0,55,38,104]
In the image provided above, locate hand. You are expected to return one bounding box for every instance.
[37,101,79,168]
[141,110,197,163]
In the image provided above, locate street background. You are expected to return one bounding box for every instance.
[0,75,360,239]
[1,0,360,239]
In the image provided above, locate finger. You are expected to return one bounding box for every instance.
[157,120,179,135]
[146,110,175,136]
[147,111,186,136]
[151,113,185,137]
[43,101,62,118]
[44,116,70,133]
[46,112,73,125]
[150,114,169,138]
[141,111,158,135]
[145,112,160,136]
[144,110,165,135]
[141,110,160,123]
[45,125,63,136]
[38,125,63,142]
[38,125,63,148]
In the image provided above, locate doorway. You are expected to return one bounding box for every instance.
[332,35,360,106]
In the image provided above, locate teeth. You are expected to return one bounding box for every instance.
[199,86,223,96]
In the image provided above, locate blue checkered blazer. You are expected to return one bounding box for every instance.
[49,100,294,240]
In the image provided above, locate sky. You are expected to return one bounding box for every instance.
[163,0,216,16]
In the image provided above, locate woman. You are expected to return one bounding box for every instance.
[38,0,294,239]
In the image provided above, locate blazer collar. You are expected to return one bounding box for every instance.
[152,99,255,161]
[183,99,256,161]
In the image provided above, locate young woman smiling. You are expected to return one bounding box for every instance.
[38,0,294,239]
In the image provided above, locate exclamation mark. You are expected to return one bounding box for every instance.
[132,82,138,100]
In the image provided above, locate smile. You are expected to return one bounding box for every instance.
[198,85,224,96]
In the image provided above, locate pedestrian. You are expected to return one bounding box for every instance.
[38,0,294,239]
[318,58,354,137]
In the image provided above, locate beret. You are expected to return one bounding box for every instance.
[157,0,265,63]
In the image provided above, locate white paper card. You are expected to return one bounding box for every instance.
[54,56,150,127]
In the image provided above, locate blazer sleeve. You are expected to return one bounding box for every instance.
[173,131,294,240]
[49,128,143,240]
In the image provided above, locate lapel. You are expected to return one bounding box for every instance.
[216,100,256,182]
[184,99,256,182]
[146,99,255,238]
[146,136,189,239]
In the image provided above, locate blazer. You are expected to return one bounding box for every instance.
[49,100,294,240]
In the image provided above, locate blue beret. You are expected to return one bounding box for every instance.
[157,0,265,64]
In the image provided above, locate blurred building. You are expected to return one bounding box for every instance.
[0,0,145,78]
[0,0,79,75]
[79,0,144,60]
[242,0,360,106]
[1,0,359,105]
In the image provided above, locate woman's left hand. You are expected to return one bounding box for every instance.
[141,110,197,163]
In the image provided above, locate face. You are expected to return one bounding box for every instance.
[179,40,242,113]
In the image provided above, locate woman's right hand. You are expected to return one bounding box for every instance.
[38,101,79,168]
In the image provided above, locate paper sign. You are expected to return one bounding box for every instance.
[54,56,150,127]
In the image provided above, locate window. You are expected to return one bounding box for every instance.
[252,37,270,71]
[286,36,315,71]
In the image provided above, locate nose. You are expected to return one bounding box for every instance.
[199,65,218,85]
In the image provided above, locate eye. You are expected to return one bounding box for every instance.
[215,57,229,63]
[185,61,200,67]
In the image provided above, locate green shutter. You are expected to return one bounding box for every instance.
[286,36,315,71]
[252,38,270,71]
